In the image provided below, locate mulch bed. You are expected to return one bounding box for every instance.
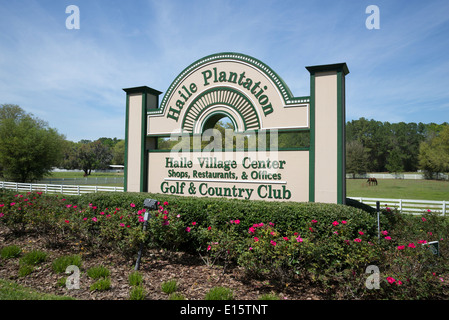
[0,225,324,301]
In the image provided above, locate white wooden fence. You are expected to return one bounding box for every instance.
[1,181,446,215]
[349,197,448,216]
[0,181,124,196]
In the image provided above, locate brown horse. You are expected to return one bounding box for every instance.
[367,177,378,186]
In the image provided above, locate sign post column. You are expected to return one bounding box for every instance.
[123,86,162,192]
[306,63,349,204]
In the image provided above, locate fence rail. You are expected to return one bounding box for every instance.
[1,181,446,215]
[349,197,447,216]
[0,181,124,196]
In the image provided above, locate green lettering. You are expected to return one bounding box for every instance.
[202,70,212,86]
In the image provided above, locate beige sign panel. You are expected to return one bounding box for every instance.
[124,52,348,204]
[148,151,309,202]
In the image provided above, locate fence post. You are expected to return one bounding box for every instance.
[443,201,447,216]
[399,199,403,213]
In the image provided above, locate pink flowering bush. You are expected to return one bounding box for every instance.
[146,201,187,251]
[237,222,311,281]
[1,190,448,299]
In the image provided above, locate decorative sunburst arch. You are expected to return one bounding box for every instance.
[147,52,311,119]
[181,86,261,134]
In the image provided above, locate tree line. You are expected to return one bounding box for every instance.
[1,104,448,182]
[346,117,449,178]
[0,104,124,182]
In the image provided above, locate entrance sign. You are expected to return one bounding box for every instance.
[124,53,348,204]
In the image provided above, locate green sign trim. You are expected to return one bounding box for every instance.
[149,52,310,117]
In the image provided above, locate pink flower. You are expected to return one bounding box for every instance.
[163,201,169,206]
[397,245,405,250]
[270,240,277,246]
[283,237,289,241]
[120,223,125,227]
[311,219,317,224]
[354,238,362,243]
[248,227,255,233]
[296,236,303,243]
[341,220,347,224]
[0,213,4,218]
[83,217,87,221]
[385,236,392,240]
[100,211,105,215]
[10,202,15,206]
[387,277,396,284]
[381,230,388,236]
[254,237,259,242]
[418,240,427,244]
[65,220,70,224]
[234,219,240,225]
[138,216,145,222]
[422,217,427,222]
[408,243,416,248]
[92,217,98,222]
[207,226,212,231]
[358,231,364,235]
[66,204,72,208]
[207,245,211,251]
[332,221,339,226]
[186,227,191,232]
[396,280,403,286]
[192,221,196,226]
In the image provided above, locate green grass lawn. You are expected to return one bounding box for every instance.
[44,172,123,179]
[346,178,449,201]
[0,278,75,300]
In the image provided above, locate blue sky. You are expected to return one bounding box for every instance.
[1,0,448,142]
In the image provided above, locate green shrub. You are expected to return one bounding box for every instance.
[258,292,280,300]
[1,245,22,259]
[204,286,234,300]
[129,285,146,300]
[169,292,186,300]
[161,279,178,294]
[20,250,47,266]
[90,278,111,291]
[52,254,82,273]
[18,265,34,277]
[87,266,110,279]
[128,271,143,286]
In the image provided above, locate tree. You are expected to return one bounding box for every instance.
[0,104,66,182]
[418,125,449,179]
[346,140,369,178]
[61,140,113,176]
[385,147,404,173]
[112,140,125,165]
